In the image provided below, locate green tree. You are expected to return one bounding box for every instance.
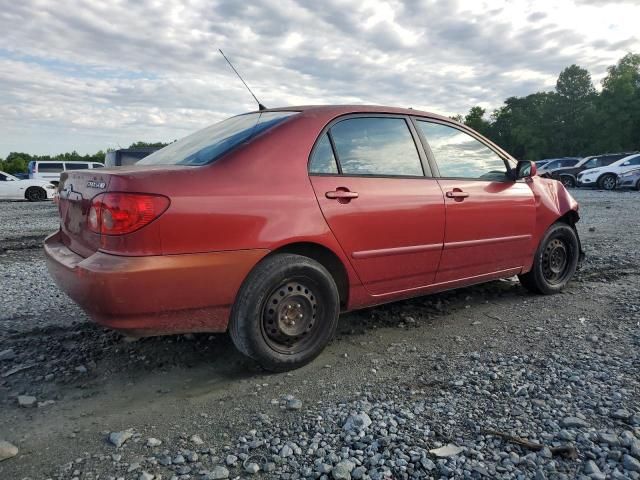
[464,106,491,136]
[128,141,171,149]
[554,64,597,155]
[596,53,640,152]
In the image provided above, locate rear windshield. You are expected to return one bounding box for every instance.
[138,111,297,166]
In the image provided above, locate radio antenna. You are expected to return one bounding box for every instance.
[218,49,267,111]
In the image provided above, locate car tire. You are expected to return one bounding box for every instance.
[518,222,580,295]
[560,175,575,188]
[229,253,340,371]
[636,179,640,191]
[25,187,46,202]
[598,174,616,191]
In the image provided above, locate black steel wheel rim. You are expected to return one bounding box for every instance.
[261,278,322,354]
[541,238,570,284]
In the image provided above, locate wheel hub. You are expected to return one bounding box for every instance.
[603,176,615,189]
[542,238,568,281]
[263,281,317,348]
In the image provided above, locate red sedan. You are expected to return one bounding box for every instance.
[45,105,583,370]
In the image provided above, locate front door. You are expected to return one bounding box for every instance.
[414,120,536,283]
[308,116,446,295]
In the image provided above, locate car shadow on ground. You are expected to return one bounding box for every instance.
[0,277,525,407]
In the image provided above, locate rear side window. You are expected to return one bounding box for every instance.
[66,163,89,170]
[38,163,64,172]
[417,121,508,180]
[138,111,296,166]
[329,117,423,176]
[309,134,338,174]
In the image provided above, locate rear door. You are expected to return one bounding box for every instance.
[414,119,536,283]
[309,115,446,296]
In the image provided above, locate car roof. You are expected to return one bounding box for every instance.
[255,104,454,122]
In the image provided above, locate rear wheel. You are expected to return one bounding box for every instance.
[560,175,575,188]
[598,174,616,191]
[229,253,340,371]
[518,223,579,295]
[25,187,46,202]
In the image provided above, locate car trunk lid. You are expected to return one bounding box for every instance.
[57,170,112,257]
[57,166,185,257]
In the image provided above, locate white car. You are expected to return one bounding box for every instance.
[0,171,56,201]
[577,153,640,190]
[28,160,104,185]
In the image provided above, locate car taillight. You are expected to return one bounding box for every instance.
[88,193,170,235]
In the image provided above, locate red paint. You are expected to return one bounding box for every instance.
[45,105,580,336]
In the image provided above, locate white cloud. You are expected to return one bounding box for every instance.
[0,0,639,156]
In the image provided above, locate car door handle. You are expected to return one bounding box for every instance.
[445,190,469,199]
[325,189,359,200]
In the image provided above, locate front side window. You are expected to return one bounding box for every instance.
[38,163,64,172]
[138,111,297,166]
[329,117,423,176]
[309,134,338,174]
[583,158,597,169]
[417,121,508,180]
[0,173,7,181]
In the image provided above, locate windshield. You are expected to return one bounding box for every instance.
[138,111,297,166]
[614,154,640,166]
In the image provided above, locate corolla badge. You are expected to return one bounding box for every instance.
[87,180,106,189]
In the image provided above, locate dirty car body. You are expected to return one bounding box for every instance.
[45,105,583,370]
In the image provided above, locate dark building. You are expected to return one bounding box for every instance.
[104,147,161,167]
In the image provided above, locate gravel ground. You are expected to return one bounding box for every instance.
[0,189,639,480]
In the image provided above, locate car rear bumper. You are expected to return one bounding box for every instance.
[44,231,269,336]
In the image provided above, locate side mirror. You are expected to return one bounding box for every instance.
[515,160,536,179]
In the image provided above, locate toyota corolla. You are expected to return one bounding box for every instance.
[45,106,583,371]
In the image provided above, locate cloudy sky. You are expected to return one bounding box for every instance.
[1,0,639,156]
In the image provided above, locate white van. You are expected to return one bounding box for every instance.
[28,161,104,185]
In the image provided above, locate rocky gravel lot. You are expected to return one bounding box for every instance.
[1,189,639,480]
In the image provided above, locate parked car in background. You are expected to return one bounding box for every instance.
[543,152,637,188]
[0,170,56,201]
[28,161,104,186]
[45,105,583,371]
[536,157,581,175]
[617,167,640,190]
[577,153,640,190]
[104,147,162,167]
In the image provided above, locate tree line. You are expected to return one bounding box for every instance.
[454,53,640,160]
[2,52,638,173]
